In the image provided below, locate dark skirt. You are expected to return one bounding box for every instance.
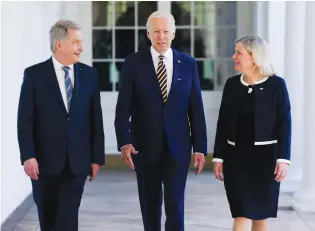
[223,143,280,220]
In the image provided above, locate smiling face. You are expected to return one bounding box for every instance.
[232,42,255,74]
[54,28,83,65]
[147,17,175,54]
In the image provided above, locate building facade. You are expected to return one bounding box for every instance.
[1,1,314,224]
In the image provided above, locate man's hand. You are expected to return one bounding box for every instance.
[24,158,39,180]
[89,163,101,181]
[193,153,205,175]
[213,162,223,181]
[121,144,137,169]
[274,162,289,182]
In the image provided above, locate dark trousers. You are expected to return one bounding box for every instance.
[31,179,44,230]
[134,149,190,231]
[39,161,87,231]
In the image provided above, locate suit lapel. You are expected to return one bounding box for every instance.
[167,48,180,103]
[144,50,164,101]
[45,58,67,113]
[71,63,82,111]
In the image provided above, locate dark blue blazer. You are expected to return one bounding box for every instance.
[213,74,291,161]
[17,58,105,176]
[114,48,207,164]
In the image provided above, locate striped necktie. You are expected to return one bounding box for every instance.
[157,55,167,103]
[62,66,73,111]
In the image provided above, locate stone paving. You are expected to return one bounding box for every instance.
[12,169,315,230]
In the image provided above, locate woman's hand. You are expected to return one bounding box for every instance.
[213,162,224,181]
[274,162,289,182]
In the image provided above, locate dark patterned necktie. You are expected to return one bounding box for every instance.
[157,55,167,103]
[62,66,73,111]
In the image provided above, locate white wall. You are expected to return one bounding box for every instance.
[0,0,3,224]
[1,1,63,223]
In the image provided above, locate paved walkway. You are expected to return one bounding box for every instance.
[13,169,315,230]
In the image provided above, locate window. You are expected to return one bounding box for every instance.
[92,1,157,91]
[171,1,237,90]
[92,1,237,92]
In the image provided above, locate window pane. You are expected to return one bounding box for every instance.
[216,60,236,87]
[194,29,215,59]
[172,29,191,55]
[93,30,112,59]
[215,1,237,26]
[194,2,216,27]
[93,62,119,92]
[115,29,135,59]
[197,60,215,90]
[115,1,135,27]
[171,1,191,26]
[216,28,236,58]
[138,2,158,26]
[115,62,125,91]
[92,1,113,26]
[138,29,151,51]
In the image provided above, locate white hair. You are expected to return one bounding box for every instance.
[146,11,176,33]
[49,19,81,53]
[236,36,275,77]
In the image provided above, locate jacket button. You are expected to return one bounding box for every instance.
[66,117,70,122]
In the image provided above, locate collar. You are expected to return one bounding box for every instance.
[52,55,74,71]
[150,46,173,60]
[240,74,269,86]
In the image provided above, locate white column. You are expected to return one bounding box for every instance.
[284,2,305,181]
[62,1,92,65]
[0,1,3,224]
[267,1,286,77]
[292,1,315,212]
[254,1,268,39]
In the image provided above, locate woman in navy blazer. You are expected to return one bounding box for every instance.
[213,36,291,231]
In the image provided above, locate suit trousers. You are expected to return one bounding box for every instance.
[134,145,190,231]
[39,159,87,231]
[31,179,44,230]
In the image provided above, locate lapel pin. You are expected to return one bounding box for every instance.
[260,88,263,90]
[177,60,181,63]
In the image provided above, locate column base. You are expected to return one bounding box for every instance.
[291,190,315,212]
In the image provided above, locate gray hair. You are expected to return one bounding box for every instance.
[146,11,176,34]
[49,19,81,53]
[236,36,275,77]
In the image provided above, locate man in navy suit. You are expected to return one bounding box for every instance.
[17,19,105,231]
[114,11,207,231]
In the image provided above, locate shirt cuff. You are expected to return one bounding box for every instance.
[277,159,291,165]
[193,152,204,155]
[212,158,224,163]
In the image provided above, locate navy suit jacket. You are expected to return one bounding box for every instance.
[213,74,292,161]
[114,48,207,164]
[17,58,105,176]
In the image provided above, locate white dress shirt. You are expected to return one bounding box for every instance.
[52,56,74,112]
[150,46,173,96]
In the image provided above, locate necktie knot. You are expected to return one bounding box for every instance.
[158,55,164,61]
[62,66,70,75]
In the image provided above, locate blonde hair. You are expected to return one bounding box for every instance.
[236,36,275,77]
